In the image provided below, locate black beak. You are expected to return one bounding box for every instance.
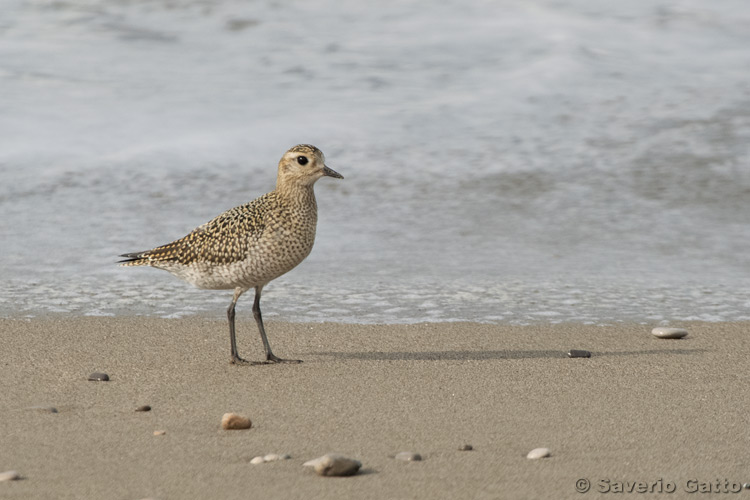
[323,165,344,179]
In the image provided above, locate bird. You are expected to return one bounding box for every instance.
[119,144,343,365]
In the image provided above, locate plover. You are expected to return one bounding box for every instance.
[120,144,343,364]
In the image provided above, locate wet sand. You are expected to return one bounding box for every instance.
[1,318,749,499]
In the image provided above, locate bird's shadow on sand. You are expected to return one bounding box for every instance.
[314,348,705,362]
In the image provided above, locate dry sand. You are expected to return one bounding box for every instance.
[1,318,749,499]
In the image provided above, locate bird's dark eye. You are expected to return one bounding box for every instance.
[297,156,308,165]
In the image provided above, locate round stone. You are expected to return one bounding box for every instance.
[526,447,551,459]
[651,327,688,339]
[0,471,20,482]
[221,412,252,430]
[135,405,151,412]
[303,454,361,477]
[394,451,422,461]
[87,372,110,381]
[458,444,473,451]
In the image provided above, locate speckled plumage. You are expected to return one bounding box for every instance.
[120,144,343,364]
[121,189,319,290]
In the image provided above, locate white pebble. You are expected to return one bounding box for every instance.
[394,451,422,461]
[651,327,688,339]
[251,453,290,465]
[0,471,20,482]
[303,456,322,467]
[303,454,361,476]
[526,447,551,459]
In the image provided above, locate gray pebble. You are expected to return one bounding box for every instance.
[87,372,110,381]
[135,405,151,412]
[395,451,422,461]
[651,327,688,339]
[303,454,361,477]
[567,349,591,358]
[0,471,20,482]
[458,444,473,451]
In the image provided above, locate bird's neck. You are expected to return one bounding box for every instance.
[274,179,318,208]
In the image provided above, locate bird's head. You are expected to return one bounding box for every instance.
[277,144,343,188]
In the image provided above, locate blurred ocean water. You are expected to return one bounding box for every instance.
[1,0,749,323]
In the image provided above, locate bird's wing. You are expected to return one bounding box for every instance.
[119,200,268,266]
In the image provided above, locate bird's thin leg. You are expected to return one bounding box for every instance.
[228,287,253,364]
[252,286,302,364]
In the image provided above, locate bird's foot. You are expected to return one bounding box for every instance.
[263,353,302,364]
[230,355,261,365]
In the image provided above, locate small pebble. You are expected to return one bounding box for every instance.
[303,454,361,477]
[459,444,473,451]
[221,413,252,430]
[567,349,591,358]
[651,327,688,339]
[135,405,152,412]
[87,372,110,381]
[526,447,551,459]
[744,483,750,490]
[251,453,291,464]
[0,471,20,482]
[153,430,166,436]
[394,451,422,461]
[26,406,58,413]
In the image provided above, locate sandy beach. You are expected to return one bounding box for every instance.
[2,317,749,499]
